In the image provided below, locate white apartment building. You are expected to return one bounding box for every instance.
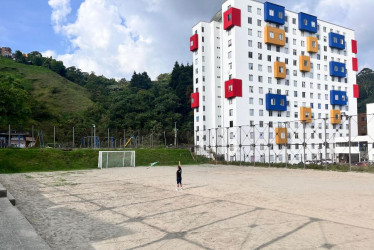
[190,0,359,164]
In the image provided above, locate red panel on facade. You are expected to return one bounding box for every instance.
[191,92,199,108]
[190,34,198,52]
[353,84,359,98]
[223,7,241,30]
[352,57,358,71]
[225,79,242,99]
[351,40,358,54]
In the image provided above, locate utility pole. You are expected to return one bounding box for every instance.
[164,131,166,147]
[108,128,110,148]
[123,129,126,148]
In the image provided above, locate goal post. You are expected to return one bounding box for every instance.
[98,151,136,169]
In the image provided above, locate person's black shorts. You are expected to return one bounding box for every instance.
[177,178,182,184]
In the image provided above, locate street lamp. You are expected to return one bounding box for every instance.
[92,124,96,149]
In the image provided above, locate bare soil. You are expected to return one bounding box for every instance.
[1,165,374,249]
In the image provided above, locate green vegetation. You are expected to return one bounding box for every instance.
[0,55,194,144]
[0,148,207,174]
[358,68,374,113]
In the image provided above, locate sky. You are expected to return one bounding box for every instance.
[0,0,373,80]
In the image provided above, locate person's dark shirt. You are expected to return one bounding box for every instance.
[177,169,182,179]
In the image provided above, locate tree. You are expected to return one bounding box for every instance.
[28,51,43,66]
[130,72,152,90]
[50,60,66,76]
[14,50,26,63]
[0,74,31,125]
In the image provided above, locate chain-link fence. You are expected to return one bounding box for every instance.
[1,113,374,171]
[0,124,194,150]
[193,113,374,170]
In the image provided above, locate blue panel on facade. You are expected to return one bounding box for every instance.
[298,12,317,33]
[264,2,285,25]
[330,90,347,106]
[329,32,345,50]
[266,93,287,111]
[329,61,347,77]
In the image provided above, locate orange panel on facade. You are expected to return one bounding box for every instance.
[264,26,286,46]
[274,61,286,79]
[330,110,341,124]
[275,128,288,145]
[307,36,318,53]
[300,107,312,123]
[299,55,311,72]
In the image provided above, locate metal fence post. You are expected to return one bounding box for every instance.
[252,125,256,167]
[226,127,229,164]
[73,127,75,148]
[303,121,306,169]
[284,122,288,168]
[54,126,56,148]
[348,115,352,171]
[324,118,327,170]
[239,126,242,166]
[8,124,10,148]
[215,128,218,165]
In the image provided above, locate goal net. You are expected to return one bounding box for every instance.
[98,151,135,169]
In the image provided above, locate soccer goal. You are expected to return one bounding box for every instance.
[98,151,135,169]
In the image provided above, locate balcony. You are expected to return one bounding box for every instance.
[264,2,285,25]
[299,55,311,72]
[225,79,242,99]
[300,107,312,123]
[264,26,285,46]
[330,110,341,124]
[275,128,287,145]
[329,32,345,50]
[266,93,287,111]
[306,36,318,53]
[190,92,199,109]
[223,7,241,30]
[274,61,286,79]
[330,90,347,106]
[329,61,346,78]
[298,12,317,33]
[190,34,198,52]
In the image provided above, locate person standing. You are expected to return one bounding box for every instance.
[176,161,182,191]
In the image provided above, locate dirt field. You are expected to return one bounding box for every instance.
[1,165,374,249]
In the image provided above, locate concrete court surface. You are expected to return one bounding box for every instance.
[1,165,374,249]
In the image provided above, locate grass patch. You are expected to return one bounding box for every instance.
[0,148,207,174]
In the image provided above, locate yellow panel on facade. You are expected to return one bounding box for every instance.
[330,110,341,124]
[300,107,312,123]
[274,61,286,79]
[275,128,287,145]
[264,26,286,47]
[299,55,311,72]
[307,36,318,53]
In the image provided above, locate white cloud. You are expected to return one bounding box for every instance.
[48,0,72,33]
[41,50,57,58]
[48,0,374,80]
[50,0,166,79]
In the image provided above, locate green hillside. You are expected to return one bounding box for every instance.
[0,57,93,116]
